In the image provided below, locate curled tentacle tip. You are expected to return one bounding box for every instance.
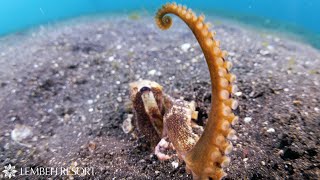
[157,15,173,30]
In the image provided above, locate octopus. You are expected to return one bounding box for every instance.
[127,3,239,180]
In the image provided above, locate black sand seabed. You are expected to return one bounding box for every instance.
[0,16,319,179]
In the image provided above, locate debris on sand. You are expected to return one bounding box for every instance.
[180,43,191,52]
[244,117,252,123]
[266,128,275,133]
[11,124,33,148]
[122,114,134,134]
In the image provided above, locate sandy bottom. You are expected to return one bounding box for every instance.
[0,15,319,179]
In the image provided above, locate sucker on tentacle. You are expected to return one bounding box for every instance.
[155,3,238,179]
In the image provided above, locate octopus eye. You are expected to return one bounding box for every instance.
[139,86,151,93]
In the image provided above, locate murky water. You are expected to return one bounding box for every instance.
[0,0,319,48]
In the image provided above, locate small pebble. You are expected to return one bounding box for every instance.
[314,107,319,113]
[244,117,252,123]
[261,161,266,165]
[267,128,275,133]
[148,69,157,76]
[171,161,179,169]
[117,97,122,102]
[191,58,198,63]
[108,56,114,61]
[243,158,248,162]
[87,99,94,104]
[234,92,242,97]
[32,136,38,141]
[228,51,235,56]
[121,114,133,134]
[88,108,94,112]
[277,150,284,156]
[180,43,191,52]
[292,100,302,106]
[3,143,9,150]
[11,125,33,144]
[88,141,97,153]
[259,50,270,56]
[64,114,71,122]
[10,117,17,122]
[267,45,274,50]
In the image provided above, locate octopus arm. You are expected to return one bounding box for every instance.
[155,3,239,179]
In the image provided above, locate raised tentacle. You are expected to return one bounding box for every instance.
[155,3,238,179]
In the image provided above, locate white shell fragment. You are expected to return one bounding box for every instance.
[266,128,275,133]
[180,43,191,52]
[11,124,33,147]
[244,117,252,123]
[121,114,134,134]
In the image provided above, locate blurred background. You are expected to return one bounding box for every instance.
[0,0,319,48]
